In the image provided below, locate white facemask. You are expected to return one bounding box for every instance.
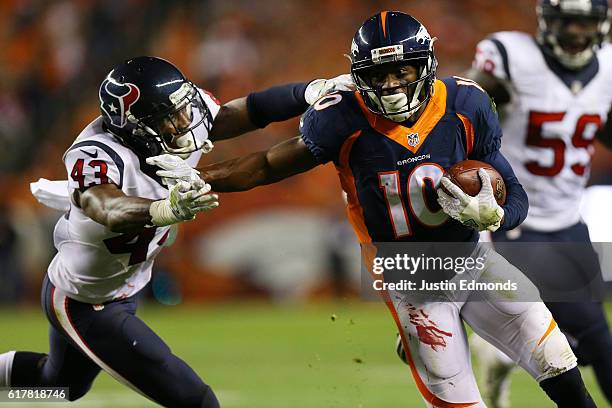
[369,79,425,122]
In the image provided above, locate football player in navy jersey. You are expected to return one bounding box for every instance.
[157,11,598,408]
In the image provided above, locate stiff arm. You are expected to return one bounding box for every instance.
[199,136,320,192]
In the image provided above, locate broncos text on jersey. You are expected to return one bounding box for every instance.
[300,77,527,243]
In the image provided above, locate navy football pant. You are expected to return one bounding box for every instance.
[492,222,612,402]
[10,275,219,407]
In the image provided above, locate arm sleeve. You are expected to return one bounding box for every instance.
[64,143,124,192]
[246,82,311,128]
[299,95,355,165]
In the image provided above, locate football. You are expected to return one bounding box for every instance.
[443,160,506,205]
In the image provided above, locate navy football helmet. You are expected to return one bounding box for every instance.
[537,0,610,70]
[350,11,437,122]
[99,56,214,158]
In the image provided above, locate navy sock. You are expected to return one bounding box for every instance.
[10,352,47,387]
[540,367,596,408]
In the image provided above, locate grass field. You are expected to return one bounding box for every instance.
[0,301,610,408]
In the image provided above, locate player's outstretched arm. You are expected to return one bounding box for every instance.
[199,136,319,192]
[77,182,218,233]
[209,75,354,141]
[77,184,155,232]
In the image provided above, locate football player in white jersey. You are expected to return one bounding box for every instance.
[0,56,351,407]
[459,0,612,406]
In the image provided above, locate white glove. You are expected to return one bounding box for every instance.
[304,74,355,105]
[437,169,504,232]
[149,181,218,226]
[146,154,203,188]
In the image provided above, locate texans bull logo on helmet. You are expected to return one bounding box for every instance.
[99,77,141,129]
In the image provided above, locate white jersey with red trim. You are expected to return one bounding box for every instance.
[473,32,612,231]
[48,90,220,304]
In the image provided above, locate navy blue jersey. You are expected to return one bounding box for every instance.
[300,77,528,243]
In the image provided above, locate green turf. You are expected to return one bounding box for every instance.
[0,301,610,407]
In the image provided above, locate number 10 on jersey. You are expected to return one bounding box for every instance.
[378,163,448,238]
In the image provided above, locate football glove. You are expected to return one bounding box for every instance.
[146,154,204,188]
[437,169,504,232]
[304,74,355,105]
[149,180,218,226]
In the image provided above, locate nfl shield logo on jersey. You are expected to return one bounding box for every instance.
[407,132,420,147]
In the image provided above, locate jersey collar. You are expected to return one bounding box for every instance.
[354,80,447,154]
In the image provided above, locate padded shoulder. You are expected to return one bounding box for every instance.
[444,76,502,158]
[300,91,366,164]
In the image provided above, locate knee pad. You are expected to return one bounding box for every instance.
[534,325,578,381]
[419,344,464,380]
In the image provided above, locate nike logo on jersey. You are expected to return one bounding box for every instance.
[80,149,98,158]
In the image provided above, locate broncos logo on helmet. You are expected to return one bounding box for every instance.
[99,76,141,129]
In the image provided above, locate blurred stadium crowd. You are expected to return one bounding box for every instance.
[1,0,611,304]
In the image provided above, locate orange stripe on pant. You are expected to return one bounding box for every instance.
[537,318,558,347]
[335,131,477,407]
[390,303,479,408]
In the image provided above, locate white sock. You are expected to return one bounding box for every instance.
[0,351,16,388]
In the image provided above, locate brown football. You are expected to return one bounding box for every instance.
[443,160,506,205]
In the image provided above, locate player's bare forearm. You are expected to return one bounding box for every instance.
[209,98,258,141]
[199,136,319,192]
[77,184,154,233]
